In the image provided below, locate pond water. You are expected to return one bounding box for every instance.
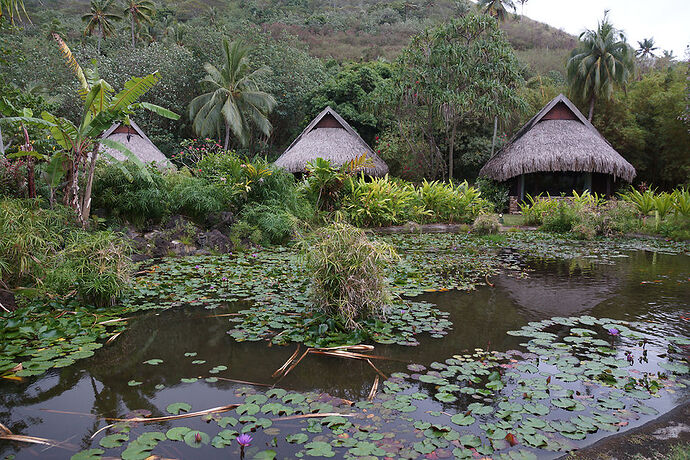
[1,240,689,459]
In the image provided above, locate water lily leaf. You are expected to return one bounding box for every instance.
[183,430,210,448]
[304,440,335,457]
[253,450,277,460]
[166,402,192,415]
[70,449,105,460]
[99,433,129,448]
[459,434,481,448]
[143,359,163,365]
[658,362,689,374]
[166,427,192,441]
[286,433,308,444]
[127,380,142,387]
[451,414,475,426]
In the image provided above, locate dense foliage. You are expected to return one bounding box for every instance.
[0,198,132,306]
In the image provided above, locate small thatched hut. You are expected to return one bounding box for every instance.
[98,120,171,169]
[274,106,388,176]
[479,94,635,200]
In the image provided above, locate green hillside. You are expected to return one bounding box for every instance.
[23,0,576,75]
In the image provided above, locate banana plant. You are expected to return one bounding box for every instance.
[4,34,179,225]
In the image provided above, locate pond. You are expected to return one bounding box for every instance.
[1,234,689,459]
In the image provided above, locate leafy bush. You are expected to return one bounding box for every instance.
[619,188,656,218]
[541,201,578,233]
[472,214,501,235]
[519,194,559,226]
[93,162,169,226]
[45,230,132,306]
[164,172,227,221]
[475,178,510,212]
[342,175,489,227]
[301,223,397,330]
[0,198,131,306]
[0,157,26,198]
[572,222,597,240]
[239,202,300,245]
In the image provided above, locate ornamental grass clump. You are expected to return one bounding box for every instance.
[301,223,398,330]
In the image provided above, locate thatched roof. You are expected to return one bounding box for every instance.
[274,106,388,176]
[480,94,636,182]
[98,120,172,169]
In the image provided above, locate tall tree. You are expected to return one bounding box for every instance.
[189,39,276,150]
[397,14,525,180]
[636,37,658,59]
[122,0,154,49]
[566,12,634,121]
[477,0,515,22]
[82,0,121,54]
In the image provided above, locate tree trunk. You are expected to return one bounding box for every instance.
[588,96,595,122]
[0,123,5,155]
[97,29,102,54]
[448,121,457,182]
[81,143,100,223]
[27,158,36,199]
[131,14,136,48]
[224,121,230,150]
[491,116,498,157]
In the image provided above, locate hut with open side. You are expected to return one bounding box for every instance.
[274,106,388,176]
[479,94,635,204]
[98,120,172,169]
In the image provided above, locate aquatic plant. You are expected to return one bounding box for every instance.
[301,222,398,330]
[471,213,501,235]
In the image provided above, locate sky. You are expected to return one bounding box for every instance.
[519,0,689,58]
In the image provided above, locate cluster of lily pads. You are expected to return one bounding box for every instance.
[67,314,688,459]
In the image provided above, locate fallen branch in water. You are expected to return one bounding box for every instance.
[214,377,273,387]
[271,412,355,422]
[272,345,392,380]
[485,273,494,287]
[0,422,75,450]
[105,331,122,345]
[91,404,239,439]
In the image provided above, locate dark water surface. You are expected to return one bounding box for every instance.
[1,248,688,459]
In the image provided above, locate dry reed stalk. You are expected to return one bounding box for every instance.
[368,375,379,401]
[105,332,122,345]
[271,413,355,422]
[0,422,75,450]
[272,346,301,378]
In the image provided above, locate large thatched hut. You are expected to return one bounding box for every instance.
[274,106,388,176]
[98,120,171,169]
[479,94,635,201]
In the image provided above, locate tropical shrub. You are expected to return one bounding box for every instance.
[342,175,425,227]
[672,188,690,217]
[92,162,169,226]
[173,138,225,169]
[572,222,597,240]
[541,201,578,233]
[0,157,26,197]
[301,223,397,330]
[519,194,559,226]
[239,202,300,245]
[45,230,132,307]
[417,180,490,223]
[619,188,656,218]
[472,214,501,235]
[164,172,227,221]
[0,198,131,306]
[475,177,510,212]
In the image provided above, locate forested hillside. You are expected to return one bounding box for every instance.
[23,0,576,74]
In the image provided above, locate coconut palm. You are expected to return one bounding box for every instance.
[566,12,634,121]
[82,0,121,54]
[122,0,154,48]
[636,37,658,58]
[189,39,276,150]
[477,0,515,22]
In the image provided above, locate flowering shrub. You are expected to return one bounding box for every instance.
[172,138,224,169]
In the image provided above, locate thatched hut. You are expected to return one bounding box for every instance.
[479,94,635,201]
[98,120,171,169]
[274,106,388,176]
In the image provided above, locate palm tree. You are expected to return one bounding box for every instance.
[477,0,515,22]
[122,0,154,49]
[0,0,29,25]
[82,0,121,54]
[636,37,658,58]
[189,39,276,150]
[566,12,634,121]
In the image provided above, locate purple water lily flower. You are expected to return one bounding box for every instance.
[195,265,201,269]
[607,328,620,336]
[236,433,252,447]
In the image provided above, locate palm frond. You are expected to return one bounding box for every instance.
[52,33,88,92]
[109,73,160,112]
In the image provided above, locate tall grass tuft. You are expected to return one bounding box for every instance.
[301,223,398,330]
